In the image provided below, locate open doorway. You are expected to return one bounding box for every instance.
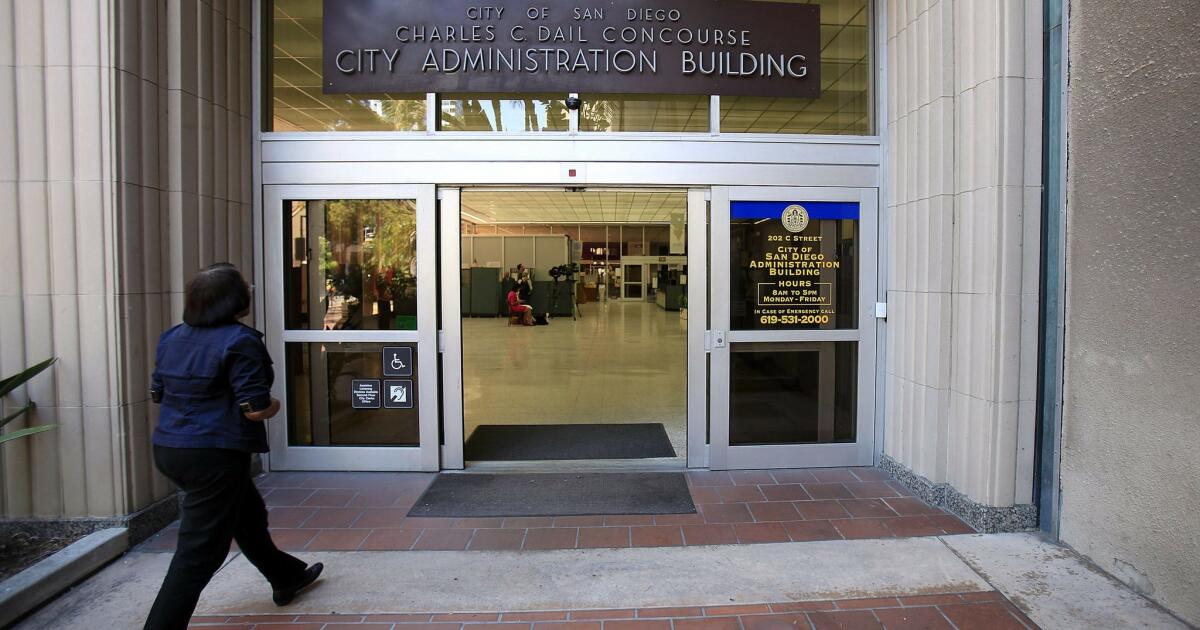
[458,190,689,465]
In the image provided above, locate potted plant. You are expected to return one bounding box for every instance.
[1,358,57,445]
[679,293,688,322]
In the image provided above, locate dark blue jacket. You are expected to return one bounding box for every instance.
[150,323,273,453]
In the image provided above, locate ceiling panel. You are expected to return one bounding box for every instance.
[462,191,688,224]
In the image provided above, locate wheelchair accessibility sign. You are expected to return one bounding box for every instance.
[383,380,413,409]
[383,347,413,377]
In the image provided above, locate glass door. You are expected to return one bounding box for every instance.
[264,185,440,471]
[709,187,878,469]
[621,263,645,300]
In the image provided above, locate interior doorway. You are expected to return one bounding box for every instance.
[451,190,691,467]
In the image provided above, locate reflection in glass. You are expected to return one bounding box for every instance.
[269,0,426,131]
[284,199,418,330]
[439,94,568,132]
[580,94,709,132]
[730,342,857,445]
[285,343,419,446]
[730,214,858,330]
[720,0,872,135]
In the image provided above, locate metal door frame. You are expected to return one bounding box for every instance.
[708,186,879,470]
[438,186,711,469]
[263,184,440,471]
[620,262,647,301]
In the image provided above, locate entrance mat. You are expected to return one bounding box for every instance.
[408,472,696,517]
[464,423,676,461]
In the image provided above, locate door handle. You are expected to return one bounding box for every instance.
[713,331,727,349]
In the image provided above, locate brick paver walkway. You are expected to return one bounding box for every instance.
[188,592,1037,629]
[141,468,973,553]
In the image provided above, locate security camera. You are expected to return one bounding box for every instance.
[565,96,582,110]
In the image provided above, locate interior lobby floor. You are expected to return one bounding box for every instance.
[461,300,688,461]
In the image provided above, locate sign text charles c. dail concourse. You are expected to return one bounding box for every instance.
[323,0,821,97]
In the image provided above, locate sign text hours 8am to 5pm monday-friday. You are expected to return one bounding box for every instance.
[323,0,822,98]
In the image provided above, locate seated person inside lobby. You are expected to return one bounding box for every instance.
[507,285,534,325]
[515,263,533,301]
[144,263,323,630]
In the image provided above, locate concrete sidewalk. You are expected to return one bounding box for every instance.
[15,533,1188,629]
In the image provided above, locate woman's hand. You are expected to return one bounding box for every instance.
[244,398,281,421]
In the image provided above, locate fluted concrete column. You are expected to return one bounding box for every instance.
[0,0,122,519]
[882,0,1042,530]
[0,0,253,524]
[117,0,255,517]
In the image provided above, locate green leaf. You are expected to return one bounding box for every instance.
[0,358,58,398]
[0,424,57,445]
[0,403,32,429]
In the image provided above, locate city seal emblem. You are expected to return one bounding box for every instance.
[781,204,810,233]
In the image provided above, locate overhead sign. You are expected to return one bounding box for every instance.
[669,211,685,254]
[323,0,821,98]
[731,201,859,329]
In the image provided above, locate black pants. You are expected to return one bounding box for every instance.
[144,446,307,630]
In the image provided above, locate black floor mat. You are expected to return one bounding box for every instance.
[464,423,677,461]
[408,472,696,517]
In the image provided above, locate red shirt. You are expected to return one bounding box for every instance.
[507,290,521,312]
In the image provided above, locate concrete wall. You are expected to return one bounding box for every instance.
[883,0,1043,522]
[1059,0,1200,624]
[0,0,253,520]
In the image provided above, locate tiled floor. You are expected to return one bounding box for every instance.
[140,467,973,553]
[463,301,689,458]
[187,592,1038,629]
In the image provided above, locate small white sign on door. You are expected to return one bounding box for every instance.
[383,379,414,409]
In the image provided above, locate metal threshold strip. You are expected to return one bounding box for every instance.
[460,458,689,474]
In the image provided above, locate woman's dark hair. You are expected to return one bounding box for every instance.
[183,263,251,327]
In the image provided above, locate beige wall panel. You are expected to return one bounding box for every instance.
[18,295,58,512]
[45,67,76,183]
[53,404,86,516]
[13,69,48,183]
[16,176,51,296]
[80,406,118,516]
[0,69,14,181]
[884,0,1041,509]
[0,3,12,68]
[72,67,106,181]
[124,400,155,510]
[199,100,214,203]
[12,2,43,68]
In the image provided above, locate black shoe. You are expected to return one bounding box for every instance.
[273,562,324,606]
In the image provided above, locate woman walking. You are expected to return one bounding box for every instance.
[145,263,322,629]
